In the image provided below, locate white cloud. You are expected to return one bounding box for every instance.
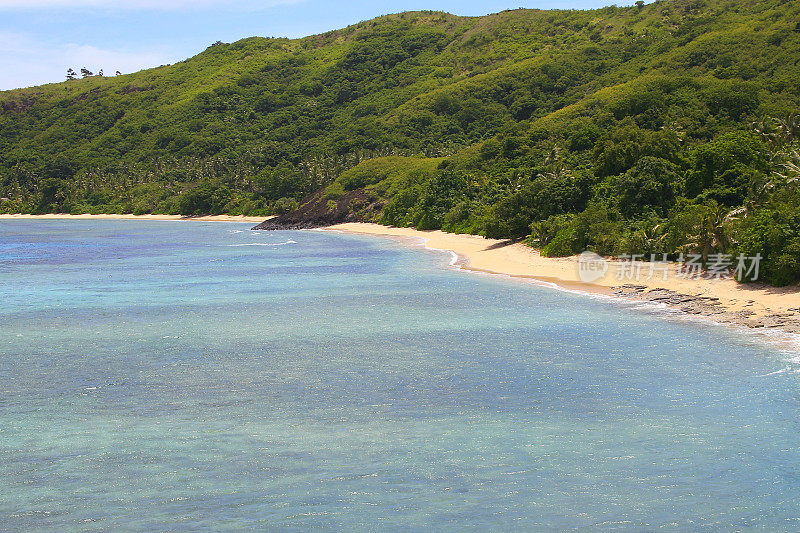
[0,0,299,9]
[0,31,174,90]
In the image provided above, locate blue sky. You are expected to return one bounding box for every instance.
[0,0,632,91]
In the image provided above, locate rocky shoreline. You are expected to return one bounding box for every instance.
[613,284,800,334]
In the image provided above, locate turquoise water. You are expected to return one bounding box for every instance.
[1,220,800,531]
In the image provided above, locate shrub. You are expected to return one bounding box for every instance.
[735,206,800,285]
[177,181,231,216]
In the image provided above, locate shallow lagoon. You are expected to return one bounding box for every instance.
[1,220,799,530]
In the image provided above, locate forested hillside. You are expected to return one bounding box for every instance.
[1,0,799,284]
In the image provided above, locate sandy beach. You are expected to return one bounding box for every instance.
[327,222,800,338]
[0,213,269,223]
[3,215,798,338]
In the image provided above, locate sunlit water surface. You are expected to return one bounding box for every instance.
[1,220,799,530]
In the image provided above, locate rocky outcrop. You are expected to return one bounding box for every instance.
[252,187,384,230]
[613,284,800,334]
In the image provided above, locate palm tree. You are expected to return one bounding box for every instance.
[776,114,800,144]
[743,115,800,220]
[536,167,572,181]
[683,204,734,262]
[728,173,775,220]
[753,114,799,149]
[543,144,562,167]
[775,146,800,184]
[529,220,549,247]
[627,223,668,255]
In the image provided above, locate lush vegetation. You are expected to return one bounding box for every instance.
[1,0,799,284]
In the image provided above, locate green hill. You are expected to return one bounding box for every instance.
[1,0,799,284]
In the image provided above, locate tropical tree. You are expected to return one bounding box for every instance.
[774,146,800,185]
[727,174,774,220]
[682,203,736,261]
[529,214,574,247]
[624,221,669,255]
[752,115,800,190]
[753,115,799,149]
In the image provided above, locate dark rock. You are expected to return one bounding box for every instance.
[253,187,383,230]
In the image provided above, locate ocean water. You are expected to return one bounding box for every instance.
[1,220,800,531]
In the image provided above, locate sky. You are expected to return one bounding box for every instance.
[0,0,633,91]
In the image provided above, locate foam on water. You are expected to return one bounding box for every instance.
[227,240,297,246]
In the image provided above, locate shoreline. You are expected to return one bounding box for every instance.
[4,216,798,345]
[0,213,269,223]
[325,223,800,343]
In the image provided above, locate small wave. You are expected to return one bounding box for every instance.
[757,367,790,377]
[227,240,297,247]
